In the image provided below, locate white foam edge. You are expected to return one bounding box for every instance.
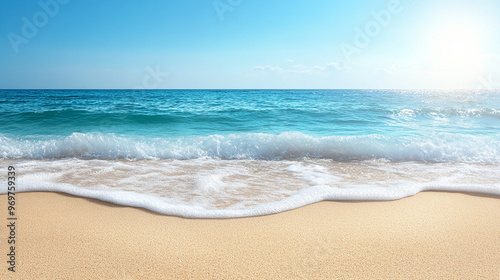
[3,182,499,219]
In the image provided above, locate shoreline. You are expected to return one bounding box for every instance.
[1,191,499,279]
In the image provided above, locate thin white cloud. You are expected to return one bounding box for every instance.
[254,65,283,72]
[255,61,348,74]
[311,62,348,72]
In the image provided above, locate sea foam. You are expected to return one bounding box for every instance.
[3,158,499,218]
[1,132,499,163]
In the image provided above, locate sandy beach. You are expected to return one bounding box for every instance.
[1,191,499,279]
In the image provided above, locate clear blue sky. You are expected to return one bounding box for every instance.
[1,0,499,89]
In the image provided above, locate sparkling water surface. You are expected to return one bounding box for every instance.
[2,89,499,138]
[1,89,499,218]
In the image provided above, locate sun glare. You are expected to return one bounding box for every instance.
[430,23,485,86]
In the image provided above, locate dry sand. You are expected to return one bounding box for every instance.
[1,191,499,279]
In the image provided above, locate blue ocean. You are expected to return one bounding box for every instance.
[1,89,499,218]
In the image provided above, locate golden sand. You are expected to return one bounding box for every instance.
[1,191,499,279]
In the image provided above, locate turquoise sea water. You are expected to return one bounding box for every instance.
[3,89,500,138]
[1,89,499,217]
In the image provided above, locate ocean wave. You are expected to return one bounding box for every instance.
[391,108,500,119]
[1,132,499,163]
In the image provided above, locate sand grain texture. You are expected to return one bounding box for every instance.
[1,191,499,279]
